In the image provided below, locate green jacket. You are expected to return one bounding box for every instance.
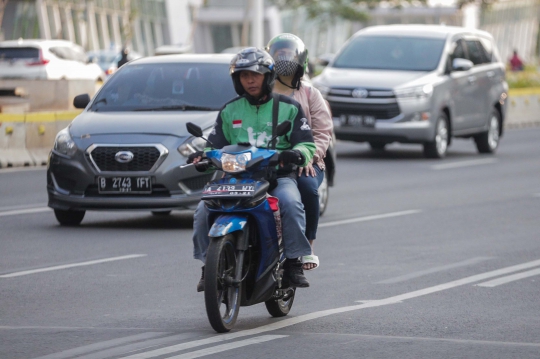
[207,94,316,166]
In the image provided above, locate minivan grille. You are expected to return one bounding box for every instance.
[88,146,162,172]
[329,101,401,120]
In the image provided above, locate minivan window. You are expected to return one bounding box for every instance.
[465,40,488,65]
[333,36,445,71]
[0,47,40,60]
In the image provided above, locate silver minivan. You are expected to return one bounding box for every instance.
[312,25,508,158]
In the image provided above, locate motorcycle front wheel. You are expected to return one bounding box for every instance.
[265,287,296,317]
[204,234,241,333]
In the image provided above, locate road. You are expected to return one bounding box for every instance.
[1,128,539,359]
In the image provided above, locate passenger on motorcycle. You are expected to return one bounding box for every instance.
[266,33,333,271]
[189,47,316,290]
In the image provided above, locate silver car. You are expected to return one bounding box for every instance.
[312,25,508,158]
[47,54,238,225]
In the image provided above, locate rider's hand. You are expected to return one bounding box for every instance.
[278,150,304,167]
[298,161,316,177]
[187,151,204,164]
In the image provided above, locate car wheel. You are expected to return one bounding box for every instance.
[369,141,386,151]
[54,209,85,226]
[152,211,172,216]
[318,171,329,216]
[423,113,449,159]
[474,110,500,154]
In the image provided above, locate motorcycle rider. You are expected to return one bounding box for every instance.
[266,33,333,271]
[189,47,316,290]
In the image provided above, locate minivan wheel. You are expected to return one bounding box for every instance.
[318,171,329,216]
[423,114,449,159]
[474,110,500,154]
[54,209,85,226]
[369,141,386,151]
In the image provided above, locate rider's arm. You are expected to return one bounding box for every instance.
[305,84,333,163]
[205,109,231,151]
[288,103,316,167]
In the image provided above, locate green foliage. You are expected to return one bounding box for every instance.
[506,65,540,89]
[269,0,427,22]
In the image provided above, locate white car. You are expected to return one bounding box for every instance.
[0,39,105,81]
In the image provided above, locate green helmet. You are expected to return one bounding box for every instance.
[265,33,308,89]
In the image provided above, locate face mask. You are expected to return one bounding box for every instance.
[275,60,298,77]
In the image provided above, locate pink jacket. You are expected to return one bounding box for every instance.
[291,81,333,169]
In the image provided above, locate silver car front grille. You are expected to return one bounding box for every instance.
[86,144,168,172]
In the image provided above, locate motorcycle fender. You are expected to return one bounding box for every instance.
[209,214,249,238]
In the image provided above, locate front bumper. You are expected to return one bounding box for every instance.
[47,150,214,211]
[334,117,433,143]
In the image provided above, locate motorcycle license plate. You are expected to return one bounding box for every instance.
[98,176,152,194]
[202,183,255,196]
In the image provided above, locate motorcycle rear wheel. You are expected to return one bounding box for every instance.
[265,287,296,317]
[204,234,241,333]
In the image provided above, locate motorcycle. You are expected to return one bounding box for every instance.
[186,121,296,333]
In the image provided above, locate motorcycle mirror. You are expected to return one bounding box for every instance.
[186,122,203,137]
[276,121,291,136]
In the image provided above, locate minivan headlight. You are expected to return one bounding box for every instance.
[395,84,433,100]
[178,126,213,156]
[53,127,77,157]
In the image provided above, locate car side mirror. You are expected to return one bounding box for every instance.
[317,53,335,67]
[73,94,91,109]
[452,58,473,72]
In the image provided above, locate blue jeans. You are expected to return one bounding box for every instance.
[192,177,312,263]
[297,164,324,240]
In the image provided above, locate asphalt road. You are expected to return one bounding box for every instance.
[1,128,539,359]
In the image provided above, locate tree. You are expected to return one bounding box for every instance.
[0,0,8,40]
[269,0,428,23]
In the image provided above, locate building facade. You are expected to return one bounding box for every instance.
[0,0,182,56]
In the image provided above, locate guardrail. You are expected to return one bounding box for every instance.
[0,89,539,168]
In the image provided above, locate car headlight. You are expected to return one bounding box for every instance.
[53,127,77,157]
[178,126,213,156]
[314,83,330,99]
[395,84,433,100]
[221,152,252,173]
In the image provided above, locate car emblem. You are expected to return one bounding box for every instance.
[115,151,134,163]
[352,88,369,98]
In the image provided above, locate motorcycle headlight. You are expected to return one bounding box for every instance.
[221,152,252,173]
[395,84,433,100]
[53,127,77,157]
[178,126,213,156]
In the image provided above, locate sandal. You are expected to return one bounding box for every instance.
[301,254,319,271]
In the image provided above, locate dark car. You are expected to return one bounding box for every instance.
[47,53,336,225]
[312,25,508,158]
[47,54,239,225]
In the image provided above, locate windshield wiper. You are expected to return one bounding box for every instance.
[133,105,217,111]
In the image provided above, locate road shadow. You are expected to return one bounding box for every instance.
[72,210,195,230]
[335,140,483,161]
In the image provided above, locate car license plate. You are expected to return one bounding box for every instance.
[202,183,255,197]
[339,115,376,127]
[98,176,152,194]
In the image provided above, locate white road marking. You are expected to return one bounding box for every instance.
[30,332,168,359]
[431,158,498,170]
[119,258,540,359]
[167,335,287,359]
[319,210,421,228]
[0,254,147,278]
[0,207,51,217]
[476,267,540,287]
[378,257,495,284]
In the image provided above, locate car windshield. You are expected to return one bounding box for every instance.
[91,62,237,112]
[333,36,445,72]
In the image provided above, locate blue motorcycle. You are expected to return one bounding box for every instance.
[186,121,296,333]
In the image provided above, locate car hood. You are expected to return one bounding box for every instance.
[314,67,430,89]
[69,111,218,138]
